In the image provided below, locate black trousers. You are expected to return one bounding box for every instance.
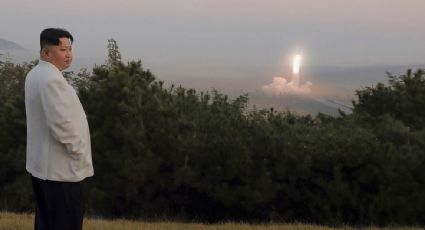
[31,176,85,230]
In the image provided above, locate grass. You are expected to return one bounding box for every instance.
[0,212,422,230]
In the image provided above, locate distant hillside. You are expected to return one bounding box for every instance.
[246,92,349,116]
[0,38,25,50]
[0,38,37,63]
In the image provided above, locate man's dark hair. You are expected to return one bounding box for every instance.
[40,28,73,51]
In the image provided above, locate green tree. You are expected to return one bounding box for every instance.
[0,59,34,212]
[106,38,122,67]
[353,69,425,130]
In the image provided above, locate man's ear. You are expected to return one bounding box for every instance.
[40,47,50,59]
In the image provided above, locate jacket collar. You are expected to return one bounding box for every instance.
[39,59,61,72]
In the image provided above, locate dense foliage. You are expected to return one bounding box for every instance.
[0,40,424,226]
[0,59,35,212]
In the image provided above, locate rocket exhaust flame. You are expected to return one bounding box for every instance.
[292,54,301,75]
[262,53,312,95]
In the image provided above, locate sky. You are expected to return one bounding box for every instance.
[1,0,425,102]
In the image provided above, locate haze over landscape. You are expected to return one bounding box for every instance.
[1,0,425,114]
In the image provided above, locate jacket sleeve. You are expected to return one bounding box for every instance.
[40,78,85,156]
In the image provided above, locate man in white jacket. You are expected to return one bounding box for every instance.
[25,28,93,230]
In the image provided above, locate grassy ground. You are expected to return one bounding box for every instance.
[0,212,422,230]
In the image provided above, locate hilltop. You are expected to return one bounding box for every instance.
[0,38,25,50]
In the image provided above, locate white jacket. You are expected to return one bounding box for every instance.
[25,60,93,182]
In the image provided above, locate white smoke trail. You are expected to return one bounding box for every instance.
[262,76,312,95]
[262,54,312,95]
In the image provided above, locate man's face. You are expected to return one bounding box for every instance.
[42,37,73,71]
